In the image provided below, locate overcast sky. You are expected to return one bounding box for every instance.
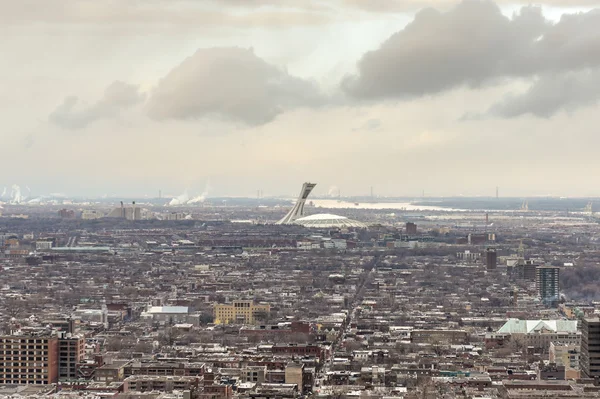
[1,0,598,198]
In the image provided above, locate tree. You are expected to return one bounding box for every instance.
[4,298,25,319]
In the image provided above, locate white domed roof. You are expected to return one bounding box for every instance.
[294,213,367,228]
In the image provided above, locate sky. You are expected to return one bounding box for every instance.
[1,0,599,199]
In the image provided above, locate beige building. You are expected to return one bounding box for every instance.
[549,342,580,379]
[284,363,303,391]
[214,300,270,325]
[81,210,104,220]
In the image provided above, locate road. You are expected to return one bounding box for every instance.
[315,255,379,388]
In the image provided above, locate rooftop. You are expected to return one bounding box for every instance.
[497,319,578,334]
[294,213,367,229]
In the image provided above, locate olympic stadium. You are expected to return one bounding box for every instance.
[276,183,367,229]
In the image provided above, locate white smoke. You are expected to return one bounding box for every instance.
[0,187,6,198]
[328,185,340,198]
[168,181,211,206]
[10,184,22,204]
[169,190,190,206]
[188,181,211,204]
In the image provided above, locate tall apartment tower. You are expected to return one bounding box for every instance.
[405,222,417,235]
[58,333,85,380]
[485,248,497,269]
[0,335,59,384]
[580,318,600,378]
[536,266,560,304]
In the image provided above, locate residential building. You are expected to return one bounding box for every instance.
[57,333,85,381]
[549,342,580,379]
[81,210,104,220]
[411,330,469,345]
[0,334,59,385]
[95,360,132,383]
[456,250,480,262]
[123,375,201,392]
[581,318,600,378]
[486,248,497,269]
[140,306,190,324]
[35,240,53,251]
[536,266,560,304]
[405,222,417,235]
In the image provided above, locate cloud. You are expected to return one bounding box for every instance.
[146,47,324,126]
[352,118,382,131]
[342,1,600,100]
[488,70,600,118]
[49,81,145,129]
[346,0,599,12]
[0,0,333,29]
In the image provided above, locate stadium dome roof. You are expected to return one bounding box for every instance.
[294,213,367,229]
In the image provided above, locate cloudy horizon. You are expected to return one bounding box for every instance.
[1,0,599,199]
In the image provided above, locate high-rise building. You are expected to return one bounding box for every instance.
[405,222,417,235]
[536,266,560,304]
[512,260,539,281]
[0,335,59,385]
[580,318,600,378]
[486,248,497,269]
[58,333,85,381]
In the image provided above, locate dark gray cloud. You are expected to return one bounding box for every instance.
[488,70,600,118]
[343,1,600,100]
[49,81,145,129]
[146,47,324,126]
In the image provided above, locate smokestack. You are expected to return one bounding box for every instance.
[121,201,124,219]
[132,201,136,221]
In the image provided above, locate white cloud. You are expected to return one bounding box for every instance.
[49,81,145,129]
[146,47,325,126]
